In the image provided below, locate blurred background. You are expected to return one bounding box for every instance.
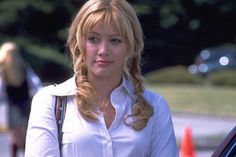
[0,0,236,157]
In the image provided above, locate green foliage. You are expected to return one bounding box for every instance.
[0,0,78,82]
[0,0,55,25]
[12,36,70,66]
[132,4,152,15]
[1,0,236,83]
[1,36,73,83]
[159,2,184,29]
[208,70,236,86]
[144,66,203,84]
[144,66,236,87]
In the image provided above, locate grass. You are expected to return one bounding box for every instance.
[146,83,236,118]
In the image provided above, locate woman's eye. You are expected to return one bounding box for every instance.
[111,38,122,45]
[88,36,99,43]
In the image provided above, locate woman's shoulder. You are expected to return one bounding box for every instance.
[31,77,76,112]
[35,76,76,97]
[143,89,166,103]
[143,89,170,112]
[31,85,56,105]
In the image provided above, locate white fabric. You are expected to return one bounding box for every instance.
[25,76,179,157]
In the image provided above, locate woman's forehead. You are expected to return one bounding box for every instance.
[89,20,120,34]
[89,21,127,40]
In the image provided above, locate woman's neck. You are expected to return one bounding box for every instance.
[89,75,122,102]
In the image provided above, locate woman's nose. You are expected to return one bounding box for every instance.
[98,41,109,56]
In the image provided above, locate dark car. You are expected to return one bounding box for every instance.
[188,44,236,75]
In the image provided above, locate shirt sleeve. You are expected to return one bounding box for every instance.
[150,95,179,157]
[25,86,60,157]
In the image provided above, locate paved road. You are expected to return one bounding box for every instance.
[173,113,235,138]
[173,113,236,157]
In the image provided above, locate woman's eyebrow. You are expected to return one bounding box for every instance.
[87,31,99,35]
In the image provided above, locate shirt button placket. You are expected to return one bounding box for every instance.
[103,136,113,157]
[99,114,113,157]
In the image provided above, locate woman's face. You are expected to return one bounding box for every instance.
[84,20,128,80]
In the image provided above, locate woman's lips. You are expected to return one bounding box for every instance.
[96,60,113,65]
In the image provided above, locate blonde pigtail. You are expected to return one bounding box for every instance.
[74,59,98,120]
[125,58,154,130]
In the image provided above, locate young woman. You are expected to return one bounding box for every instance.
[25,0,179,156]
[0,42,42,157]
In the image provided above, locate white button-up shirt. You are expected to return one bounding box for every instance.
[25,76,179,157]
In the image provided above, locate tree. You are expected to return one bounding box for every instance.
[0,0,86,83]
[1,0,236,79]
[133,0,236,72]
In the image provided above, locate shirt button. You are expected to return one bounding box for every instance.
[107,138,111,143]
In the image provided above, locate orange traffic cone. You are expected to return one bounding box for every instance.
[180,126,196,157]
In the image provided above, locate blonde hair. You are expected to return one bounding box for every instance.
[0,42,25,87]
[67,0,153,130]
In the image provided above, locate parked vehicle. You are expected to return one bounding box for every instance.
[188,44,236,75]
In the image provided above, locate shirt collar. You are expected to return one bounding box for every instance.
[53,75,77,96]
[119,75,136,100]
[53,75,136,100]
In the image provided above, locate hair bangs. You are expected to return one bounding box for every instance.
[106,8,134,55]
[81,12,105,37]
[82,7,132,42]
